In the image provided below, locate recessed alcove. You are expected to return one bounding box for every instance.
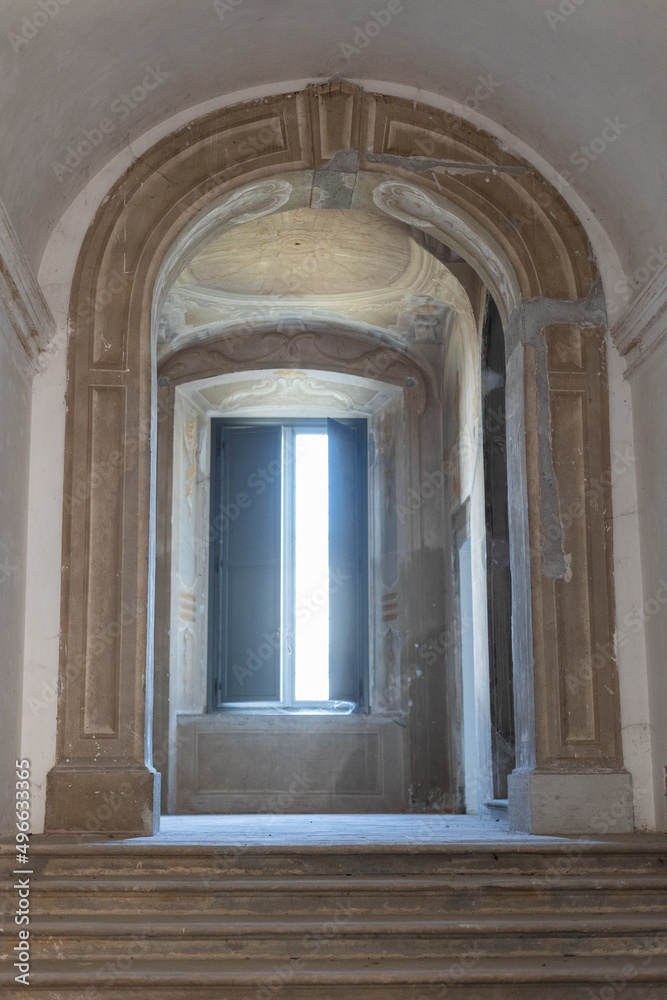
[160,368,411,814]
[152,196,501,818]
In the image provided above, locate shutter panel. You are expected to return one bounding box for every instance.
[327,418,368,705]
[209,423,282,705]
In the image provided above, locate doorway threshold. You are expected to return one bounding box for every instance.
[97,813,633,848]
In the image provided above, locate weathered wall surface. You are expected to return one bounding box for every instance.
[0,326,32,836]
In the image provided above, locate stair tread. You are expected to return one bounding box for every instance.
[3,955,667,985]
[14,874,667,888]
[16,913,667,935]
[6,834,667,855]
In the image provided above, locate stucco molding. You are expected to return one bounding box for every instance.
[613,265,667,378]
[159,326,429,415]
[0,198,55,373]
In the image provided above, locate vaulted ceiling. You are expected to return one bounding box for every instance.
[0,0,664,297]
[159,206,478,359]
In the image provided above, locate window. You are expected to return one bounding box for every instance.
[207,417,368,712]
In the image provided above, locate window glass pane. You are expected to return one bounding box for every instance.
[211,424,282,705]
[294,433,329,701]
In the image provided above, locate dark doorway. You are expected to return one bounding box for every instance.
[482,296,515,799]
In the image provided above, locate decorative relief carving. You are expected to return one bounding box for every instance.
[179,592,196,624]
[159,329,428,413]
[391,294,453,344]
[218,370,362,411]
[183,416,198,519]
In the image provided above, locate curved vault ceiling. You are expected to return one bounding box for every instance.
[0,0,664,291]
[158,206,478,358]
[180,210,412,297]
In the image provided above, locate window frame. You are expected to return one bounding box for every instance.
[207,415,369,714]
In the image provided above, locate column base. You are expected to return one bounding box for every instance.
[508,769,634,835]
[45,765,161,836]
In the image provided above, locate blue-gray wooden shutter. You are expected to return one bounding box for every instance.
[327,418,368,706]
[209,422,282,706]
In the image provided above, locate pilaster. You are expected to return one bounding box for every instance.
[507,307,632,834]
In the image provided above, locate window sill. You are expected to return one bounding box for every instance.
[210,701,358,716]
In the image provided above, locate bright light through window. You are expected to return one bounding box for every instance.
[294,433,329,701]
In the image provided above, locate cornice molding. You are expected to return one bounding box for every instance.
[0,198,55,373]
[613,264,667,379]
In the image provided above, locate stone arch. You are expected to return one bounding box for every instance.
[45,82,631,836]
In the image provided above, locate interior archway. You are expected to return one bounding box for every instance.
[45,83,629,837]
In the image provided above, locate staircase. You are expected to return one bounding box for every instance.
[2,834,667,998]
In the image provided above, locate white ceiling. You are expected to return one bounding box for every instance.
[1,0,665,290]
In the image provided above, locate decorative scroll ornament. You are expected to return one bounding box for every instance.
[215,177,293,228]
[372,179,519,312]
[154,178,293,319]
[219,371,361,411]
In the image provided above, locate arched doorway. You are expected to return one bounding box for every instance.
[45,82,631,836]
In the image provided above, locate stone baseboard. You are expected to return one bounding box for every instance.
[508,769,634,835]
[45,765,160,835]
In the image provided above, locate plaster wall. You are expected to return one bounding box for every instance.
[0,327,32,837]
[19,344,66,834]
[606,338,655,831]
[628,341,667,831]
[0,0,652,306]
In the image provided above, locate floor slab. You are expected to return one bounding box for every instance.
[41,813,666,848]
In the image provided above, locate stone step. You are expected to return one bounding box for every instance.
[16,913,667,962]
[3,841,666,996]
[11,842,667,879]
[7,874,666,919]
[2,955,667,996]
[3,986,664,1000]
